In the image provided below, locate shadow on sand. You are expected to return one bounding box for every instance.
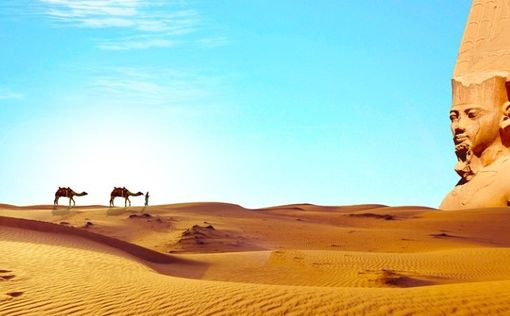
[52,207,72,216]
[106,207,134,216]
[106,206,148,216]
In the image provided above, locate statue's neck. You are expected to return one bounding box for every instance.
[455,138,509,183]
[476,139,508,168]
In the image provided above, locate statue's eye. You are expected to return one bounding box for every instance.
[467,110,479,119]
[449,112,458,121]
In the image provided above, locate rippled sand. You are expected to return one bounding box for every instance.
[1,203,510,315]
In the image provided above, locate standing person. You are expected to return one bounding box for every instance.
[145,192,150,207]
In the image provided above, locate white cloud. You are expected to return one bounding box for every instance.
[88,67,216,106]
[0,88,23,100]
[81,17,134,28]
[38,0,204,50]
[42,0,139,18]
[137,20,167,32]
[199,36,229,48]
[98,38,175,50]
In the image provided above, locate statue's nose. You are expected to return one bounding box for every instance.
[452,116,467,133]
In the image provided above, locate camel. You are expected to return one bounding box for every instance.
[54,187,88,208]
[110,187,144,207]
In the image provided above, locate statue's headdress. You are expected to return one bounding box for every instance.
[452,75,510,107]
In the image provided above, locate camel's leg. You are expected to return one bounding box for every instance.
[110,196,114,207]
[68,197,72,208]
[54,196,59,207]
[71,197,76,207]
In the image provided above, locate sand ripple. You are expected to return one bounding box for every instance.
[0,225,509,315]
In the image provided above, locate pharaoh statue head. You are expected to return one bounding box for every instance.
[441,74,510,209]
[449,75,510,183]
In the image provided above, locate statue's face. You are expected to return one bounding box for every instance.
[449,103,501,156]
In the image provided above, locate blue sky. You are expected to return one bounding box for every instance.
[0,0,471,208]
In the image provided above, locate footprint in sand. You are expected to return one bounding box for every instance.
[6,291,23,298]
[0,270,22,300]
[0,270,15,281]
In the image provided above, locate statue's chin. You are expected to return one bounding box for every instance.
[454,139,473,160]
[454,143,475,183]
[455,157,475,183]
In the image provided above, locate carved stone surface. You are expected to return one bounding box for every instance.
[440,0,510,210]
[454,0,510,77]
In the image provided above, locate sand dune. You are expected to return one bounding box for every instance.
[177,248,510,287]
[1,203,510,315]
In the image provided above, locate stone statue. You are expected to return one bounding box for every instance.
[440,75,510,209]
[440,0,510,209]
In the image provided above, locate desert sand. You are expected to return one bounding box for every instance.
[1,203,510,315]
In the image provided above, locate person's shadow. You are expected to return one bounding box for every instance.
[107,207,133,216]
[52,206,71,216]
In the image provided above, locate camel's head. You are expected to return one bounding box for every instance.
[137,191,143,196]
[82,192,89,196]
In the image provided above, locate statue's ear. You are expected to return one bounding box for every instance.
[501,82,510,129]
[501,102,510,129]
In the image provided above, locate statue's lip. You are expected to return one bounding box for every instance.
[454,134,469,144]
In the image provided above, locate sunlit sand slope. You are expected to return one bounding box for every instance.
[179,248,510,287]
